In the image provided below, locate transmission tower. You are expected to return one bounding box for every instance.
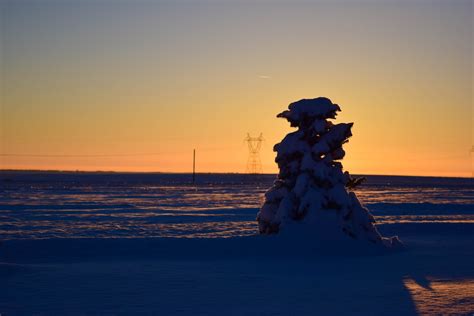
[244,133,264,174]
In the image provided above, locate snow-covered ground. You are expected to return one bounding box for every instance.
[1,172,473,315]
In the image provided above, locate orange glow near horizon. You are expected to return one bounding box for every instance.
[1,1,472,177]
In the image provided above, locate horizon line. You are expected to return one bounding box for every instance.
[0,168,472,180]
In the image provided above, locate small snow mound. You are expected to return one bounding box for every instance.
[382,236,404,249]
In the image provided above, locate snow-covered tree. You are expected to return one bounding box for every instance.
[257,97,401,247]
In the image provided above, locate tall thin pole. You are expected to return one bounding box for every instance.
[471,146,474,178]
[192,149,196,184]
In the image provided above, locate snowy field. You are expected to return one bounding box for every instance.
[1,171,473,315]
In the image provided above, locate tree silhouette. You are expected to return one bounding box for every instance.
[257,97,401,247]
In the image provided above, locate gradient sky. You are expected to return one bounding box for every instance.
[1,0,472,176]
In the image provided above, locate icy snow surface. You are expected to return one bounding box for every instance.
[0,172,473,315]
[1,172,472,240]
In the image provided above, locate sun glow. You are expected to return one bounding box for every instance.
[1,1,472,177]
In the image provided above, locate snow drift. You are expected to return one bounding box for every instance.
[257,97,402,248]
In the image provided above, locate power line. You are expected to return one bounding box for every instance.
[0,147,230,158]
[0,153,165,158]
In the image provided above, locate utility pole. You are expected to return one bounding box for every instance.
[244,133,264,174]
[471,146,473,178]
[192,149,196,184]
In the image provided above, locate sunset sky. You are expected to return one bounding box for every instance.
[1,0,472,177]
